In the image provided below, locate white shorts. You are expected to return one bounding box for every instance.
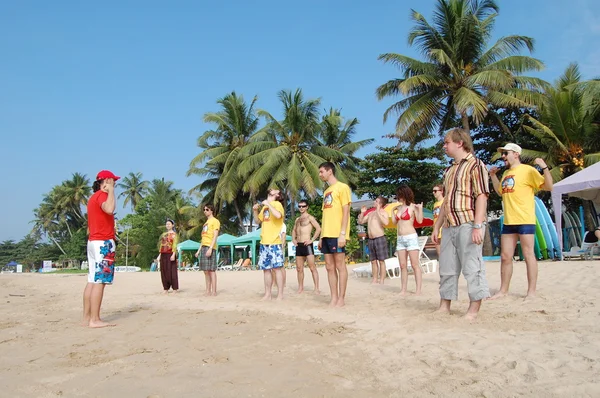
[396,233,419,252]
[87,240,116,284]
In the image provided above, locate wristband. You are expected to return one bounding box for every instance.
[541,166,549,170]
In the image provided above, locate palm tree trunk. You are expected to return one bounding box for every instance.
[461,112,470,133]
[49,234,67,256]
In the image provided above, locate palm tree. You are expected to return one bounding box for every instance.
[240,89,347,215]
[376,0,547,143]
[187,92,259,231]
[117,172,149,211]
[318,108,374,189]
[520,64,600,179]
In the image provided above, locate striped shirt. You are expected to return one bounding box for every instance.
[443,153,489,226]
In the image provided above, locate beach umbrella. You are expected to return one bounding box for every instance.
[363,203,434,228]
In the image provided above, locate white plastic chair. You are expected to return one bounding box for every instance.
[386,236,438,277]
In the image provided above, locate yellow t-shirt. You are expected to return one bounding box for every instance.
[258,201,284,244]
[201,217,220,249]
[433,199,443,239]
[500,164,544,225]
[321,182,352,238]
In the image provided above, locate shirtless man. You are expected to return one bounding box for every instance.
[358,196,390,284]
[292,200,321,294]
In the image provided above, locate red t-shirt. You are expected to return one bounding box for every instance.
[88,191,115,241]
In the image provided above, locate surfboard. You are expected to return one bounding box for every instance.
[563,212,578,250]
[535,219,548,259]
[568,211,582,246]
[534,197,560,258]
[534,199,555,259]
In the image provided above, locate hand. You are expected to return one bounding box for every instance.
[415,202,423,210]
[170,254,175,261]
[105,179,115,192]
[261,199,269,206]
[534,158,547,169]
[472,227,483,245]
[252,203,261,211]
[338,236,346,248]
[303,240,312,246]
[292,239,297,246]
[489,166,499,176]
[206,248,212,258]
[194,251,199,258]
[393,207,398,214]
[361,206,367,214]
[432,228,440,244]
[318,239,322,250]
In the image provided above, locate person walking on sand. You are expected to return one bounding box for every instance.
[292,199,322,293]
[318,162,352,307]
[392,186,424,295]
[82,170,119,328]
[358,196,390,285]
[432,128,490,321]
[253,188,285,300]
[432,184,445,258]
[489,143,553,300]
[195,204,220,296]
[156,219,179,294]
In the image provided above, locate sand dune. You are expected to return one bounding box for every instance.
[1,260,599,397]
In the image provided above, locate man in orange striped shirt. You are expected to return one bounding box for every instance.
[432,128,490,321]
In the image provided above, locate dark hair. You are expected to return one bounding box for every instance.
[377,196,388,206]
[268,188,284,203]
[318,161,336,175]
[298,199,308,206]
[203,204,215,213]
[92,179,103,192]
[396,185,415,205]
[433,183,444,195]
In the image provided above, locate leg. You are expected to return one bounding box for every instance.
[296,256,305,293]
[489,233,518,299]
[437,226,459,313]
[324,253,338,306]
[274,267,284,300]
[459,223,490,320]
[170,258,179,291]
[334,253,347,307]
[203,271,211,295]
[519,233,538,298]
[82,283,93,326]
[397,250,409,295]
[378,260,386,284]
[89,284,113,328]
[160,254,170,292]
[306,255,320,294]
[282,265,287,288]
[210,271,217,296]
[407,249,423,294]
[261,270,273,300]
[370,260,379,284]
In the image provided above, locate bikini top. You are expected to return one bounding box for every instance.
[395,207,411,221]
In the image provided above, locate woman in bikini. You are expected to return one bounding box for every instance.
[392,185,424,295]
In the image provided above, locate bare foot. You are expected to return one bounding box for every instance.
[260,294,272,301]
[81,318,90,327]
[162,290,168,294]
[88,320,115,328]
[172,290,178,294]
[329,298,338,307]
[335,298,345,307]
[297,288,304,294]
[399,290,408,297]
[464,312,478,322]
[276,295,284,301]
[313,289,320,295]
[523,294,536,302]
[413,290,422,296]
[488,291,508,300]
[433,308,450,315]
[371,280,379,285]
[211,292,218,297]
[203,292,210,296]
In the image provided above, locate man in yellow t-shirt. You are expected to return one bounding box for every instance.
[252,188,285,300]
[489,143,553,300]
[318,162,352,308]
[195,204,220,296]
[432,183,445,258]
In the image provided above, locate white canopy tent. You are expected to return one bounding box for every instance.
[551,162,600,252]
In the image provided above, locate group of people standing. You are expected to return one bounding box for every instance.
[82,127,556,327]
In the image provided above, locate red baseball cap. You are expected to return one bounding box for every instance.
[96,170,120,181]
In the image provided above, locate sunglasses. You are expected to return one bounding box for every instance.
[501,151,509,156]
[298,205,307,208]
[203,208,210,211]
[432,189,440,193]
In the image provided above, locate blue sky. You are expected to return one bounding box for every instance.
[1,0,599,242]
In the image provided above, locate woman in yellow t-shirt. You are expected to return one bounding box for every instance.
[195,204,221,296]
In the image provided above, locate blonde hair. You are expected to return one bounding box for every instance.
[445,128,473,153]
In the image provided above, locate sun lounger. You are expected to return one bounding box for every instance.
[385,236,438,278]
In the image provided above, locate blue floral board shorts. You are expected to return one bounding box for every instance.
[87,239,116,284]
[258,244,284,270]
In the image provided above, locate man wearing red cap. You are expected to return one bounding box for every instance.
[489,144,553,300]
[82,170,119,328]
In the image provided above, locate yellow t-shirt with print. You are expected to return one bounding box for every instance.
[500,164,545,225]
[321,182,352,238]
[433,199,443,239]
[258,201,284,244]
[201,217,221,249]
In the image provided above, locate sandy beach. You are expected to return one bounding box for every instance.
[1,260,599,398]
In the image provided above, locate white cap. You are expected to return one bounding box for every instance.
[497,143,522,155]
